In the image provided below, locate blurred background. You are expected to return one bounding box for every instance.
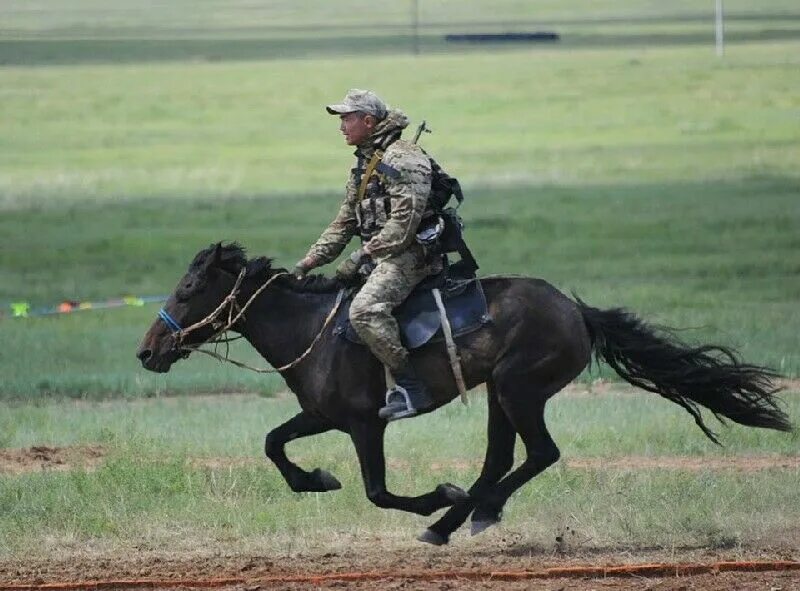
[1,0,798,399]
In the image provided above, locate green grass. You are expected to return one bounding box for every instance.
[1,1,798,68]
[3,391,797,458]
[1,392,797,557]
[1,176,798,398]
[2,43,799,206]
[3,28,800,66]
[3,461,796,556]
[1,37,798,398]
[3,0,799,33]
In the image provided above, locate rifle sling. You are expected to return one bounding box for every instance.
[357,150,384,201]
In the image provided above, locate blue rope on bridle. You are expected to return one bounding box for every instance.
[158,308,182,334]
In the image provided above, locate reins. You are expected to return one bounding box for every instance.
[162,269,344,374]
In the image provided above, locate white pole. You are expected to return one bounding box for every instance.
[715,0,725,57]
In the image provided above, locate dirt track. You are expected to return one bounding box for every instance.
[3,383,798,589]
[1,546,798,590]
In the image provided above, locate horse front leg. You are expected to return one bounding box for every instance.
[348,418,468,516]
[265,411,341,492]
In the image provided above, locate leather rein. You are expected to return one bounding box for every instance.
[157,268,343,373]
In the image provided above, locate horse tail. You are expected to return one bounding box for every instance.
[575,298,793,443]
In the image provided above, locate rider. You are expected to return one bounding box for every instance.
[293,89,442,421]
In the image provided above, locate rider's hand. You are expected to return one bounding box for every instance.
[293,257,316,280]
[336,248,371,281]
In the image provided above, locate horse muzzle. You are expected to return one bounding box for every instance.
[136,344,181,373]
[137,326,185,373]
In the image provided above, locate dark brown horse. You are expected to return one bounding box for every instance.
[137,243,792,545]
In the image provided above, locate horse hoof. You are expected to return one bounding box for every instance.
[470,518,499,536]
[311,468,342,491]
[417,528,448,546]
[436,483,469,503]
[470,509,501,536]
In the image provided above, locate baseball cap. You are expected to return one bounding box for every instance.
[326,89,388,119]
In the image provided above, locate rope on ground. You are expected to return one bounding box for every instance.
[2,560,798,590]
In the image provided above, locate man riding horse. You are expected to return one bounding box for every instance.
[138,92,791,541]
[293,89,443,422]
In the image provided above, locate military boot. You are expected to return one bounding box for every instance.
[378,363,434,422]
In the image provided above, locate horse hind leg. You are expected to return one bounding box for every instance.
[469,367,568,536]
[419,382,516,545]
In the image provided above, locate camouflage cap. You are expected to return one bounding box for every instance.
[326,89,388,119]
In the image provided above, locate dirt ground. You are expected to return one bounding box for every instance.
[1,544,798,590]
[2,444,798,475]
[3,383,797,589]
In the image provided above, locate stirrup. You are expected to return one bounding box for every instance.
[379,385,418,421]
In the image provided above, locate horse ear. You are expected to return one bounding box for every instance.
[201,242,223,273]
[211,242,224,266]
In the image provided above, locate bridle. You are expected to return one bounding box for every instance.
[158,267,250,349]
[155,267,343,373]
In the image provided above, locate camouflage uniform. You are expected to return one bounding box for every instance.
[301,93,440,372]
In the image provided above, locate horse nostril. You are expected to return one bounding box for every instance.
[137,348,153,364]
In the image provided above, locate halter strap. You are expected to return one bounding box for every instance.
[158,308,182,333]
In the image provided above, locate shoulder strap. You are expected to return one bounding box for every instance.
[357,150,383,201]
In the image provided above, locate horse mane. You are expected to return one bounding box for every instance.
[272,268,344,294]
[189,242,248,274]
[191,242,342,294]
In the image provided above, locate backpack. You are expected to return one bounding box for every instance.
[418,151,479,278]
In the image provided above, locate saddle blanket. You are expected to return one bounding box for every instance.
[333,279,490,350]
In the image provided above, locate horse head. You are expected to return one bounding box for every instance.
[136,242,259,372]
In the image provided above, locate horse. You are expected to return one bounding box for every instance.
[136,242,792,546]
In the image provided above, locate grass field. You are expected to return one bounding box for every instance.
[2,0,800,66]
[0,2,798,566]
[1,176,798,398]
[1,37,799,397]
[1,389,798,557]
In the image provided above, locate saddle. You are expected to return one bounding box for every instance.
[333,269,490,350]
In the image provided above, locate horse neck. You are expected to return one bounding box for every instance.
[234,276,336,370]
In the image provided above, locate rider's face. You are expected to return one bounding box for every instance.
[339,112,376,146]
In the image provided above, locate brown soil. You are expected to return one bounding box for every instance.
[0,545,797,590]
[2,445,798,475]
[0,445,105,474]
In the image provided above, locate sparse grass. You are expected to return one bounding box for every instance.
[0,392,797,557]
[3,460,797,557]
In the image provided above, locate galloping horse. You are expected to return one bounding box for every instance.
[137,243,792,545]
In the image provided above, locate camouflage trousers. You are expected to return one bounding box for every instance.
[349,245,441,372]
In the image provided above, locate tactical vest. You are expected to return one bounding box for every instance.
[352,145,478,277]
[352,149,434,242]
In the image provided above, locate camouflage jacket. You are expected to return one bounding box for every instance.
[304,109,433,265]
